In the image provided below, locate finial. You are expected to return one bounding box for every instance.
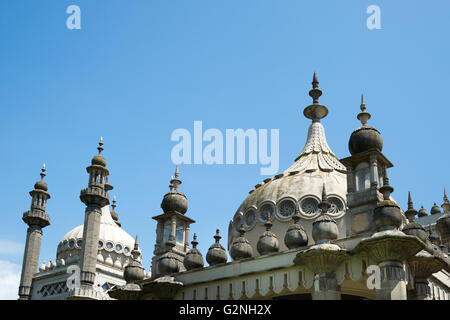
[264,221,273,231]
[170,166,182,190]
[214,229,222,243]
[40,164,46,180]
[112,196,117,210]
[318,183,331,213]
[134,235,139,250]
[357,94,371,126]
[238,224,246,237]
[309,72,322,104]
[444,188,449,203]
[97,136,104,154]
[191,233,199,248]
[379,167,394,201]
[292,209,301,224]
[405,191,418,221]
[408,191,413,210]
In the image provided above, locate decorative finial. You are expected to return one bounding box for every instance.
[304,72,328,121]
[309,72,322,104]
[292,209,301,224]
[357,94,371,126]
[264,221,273,231]
[408,191,413,210]
[238,224,246,237]
[379,167,394,201]
[405,191,418,221]
[134,235,139,250]
[98,136,104,154]
[444,188,449,203]
[191,233,199,248]
[318,183,331,213]
[40,164,46,180]
[214,229,222,243]
[170,166,182,190]
[112,196,117,210]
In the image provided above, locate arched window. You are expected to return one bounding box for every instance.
[355,162,370,192]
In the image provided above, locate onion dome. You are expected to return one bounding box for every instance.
[257,221,280,255]
[110,196,121,227]
[431,202,441,215]
[183,233,205,270]
[436,188,450,243]
[418,206,428,217]
[373,168,402,231]
[284,210,308,249]
[161,166,188,215]
[91,137,106,167]
[157,239,181,275]
[206,229,228,266]
[312,185,339,244]
[124,236,145,284]
[348,95,383,155]
[34,164,48,191]
[230,225,253,261]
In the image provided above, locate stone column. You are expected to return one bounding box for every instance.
[369,155,378,189]
[19,225,43,299]
[347,165,355,193]
[376,260,407,300]
[312,272,341,300]
[79,205,102,285]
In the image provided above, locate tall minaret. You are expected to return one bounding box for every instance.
[78,138,113,289]
[18,165,51,300]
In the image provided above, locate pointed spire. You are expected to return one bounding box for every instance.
[214,229,222,243]
[405,191,418,221]
[444,188,449,203]
[170,165,182,190]
[318,183,331,213]
[357,94,371,126]
[442,188,450,213]
[304,72,328,121]
[98,136,104,154]
[379,167,394,200]
[40,164,46,179]
[191,233,199,248]
[408,191,413,210]
[309,72,323,104]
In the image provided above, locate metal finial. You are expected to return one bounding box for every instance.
[175,165,179,179]
[312,72,319,88]
[134,235,139,250]
[360,94,366,112]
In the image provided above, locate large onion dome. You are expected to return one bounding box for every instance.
[161,166,188,215]
[284,211,308,249]
[348,95,383,155]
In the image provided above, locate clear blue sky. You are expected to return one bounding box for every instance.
[1,0,449,279]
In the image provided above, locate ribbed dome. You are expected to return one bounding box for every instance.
[57,205,135,262]
[34,179,48,192]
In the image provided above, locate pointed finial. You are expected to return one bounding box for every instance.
[134,235,139,250]
[292,209,301,224]
[379,167,394,200]
[309,72,322,104]
[97,136,104,154]
[444,188,449,203]
[405,191,418,221]
[264,221,273,231]
[318,183,331,213]
[170,166,182,190]
[357,94,371,126]
[191,233,199,248]
[112,196,117,210]
[408,191,413,210]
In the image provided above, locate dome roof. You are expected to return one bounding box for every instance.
[431,203,442,215]
[348,126,383,155]
[57,205,135,261]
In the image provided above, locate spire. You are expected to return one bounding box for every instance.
[357,94,371,126]
[442,188,450,213]
[191,233,199,248]
[405,191,418,221]
[110,196,121,227]
[318,183,331,213]
[34,164,48,192]
[379,167,394,201]
[98,136,104,154]
[303,72,328,121]
[170,165,182,190]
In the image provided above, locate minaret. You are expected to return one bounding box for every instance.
[19,165,51,300]
[78,138,113,289]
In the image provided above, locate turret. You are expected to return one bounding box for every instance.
[19,165,51,300]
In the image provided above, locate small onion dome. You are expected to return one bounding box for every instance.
[373,170,402,231]
[34,165,48,191]
[183,233,204,270]
[157,241,181,275]
[312,214,338,244]
[230,225,253,261]
[257,221,279,256]
[402,221,428,242]
[91,137,106,167]
[431,203,441,215]
[284,210,308,249]
[124,260,145,284]
[161,166,188,214]
[348,95,383,155]
[206,229,228,266]
[418,206,428,217]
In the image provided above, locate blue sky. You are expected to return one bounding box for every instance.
[1,1,450,298]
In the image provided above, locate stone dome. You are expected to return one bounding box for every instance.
[284,213,308,249]
[402,221,428,242]
[91,154,106,167]
[257,221,279,255]
[228,120,347,254]
[57,205,136,268]
[206,230,228,266]
[230,225,253,261]
[431,203,441,215]
[34,179,48,192]
[161,189,188,214]
[183,234,205,270]
[418,206,428,217]
[348,126,383,155]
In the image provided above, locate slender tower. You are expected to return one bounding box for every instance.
[18,165,51,300]
[78,138,113,289]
